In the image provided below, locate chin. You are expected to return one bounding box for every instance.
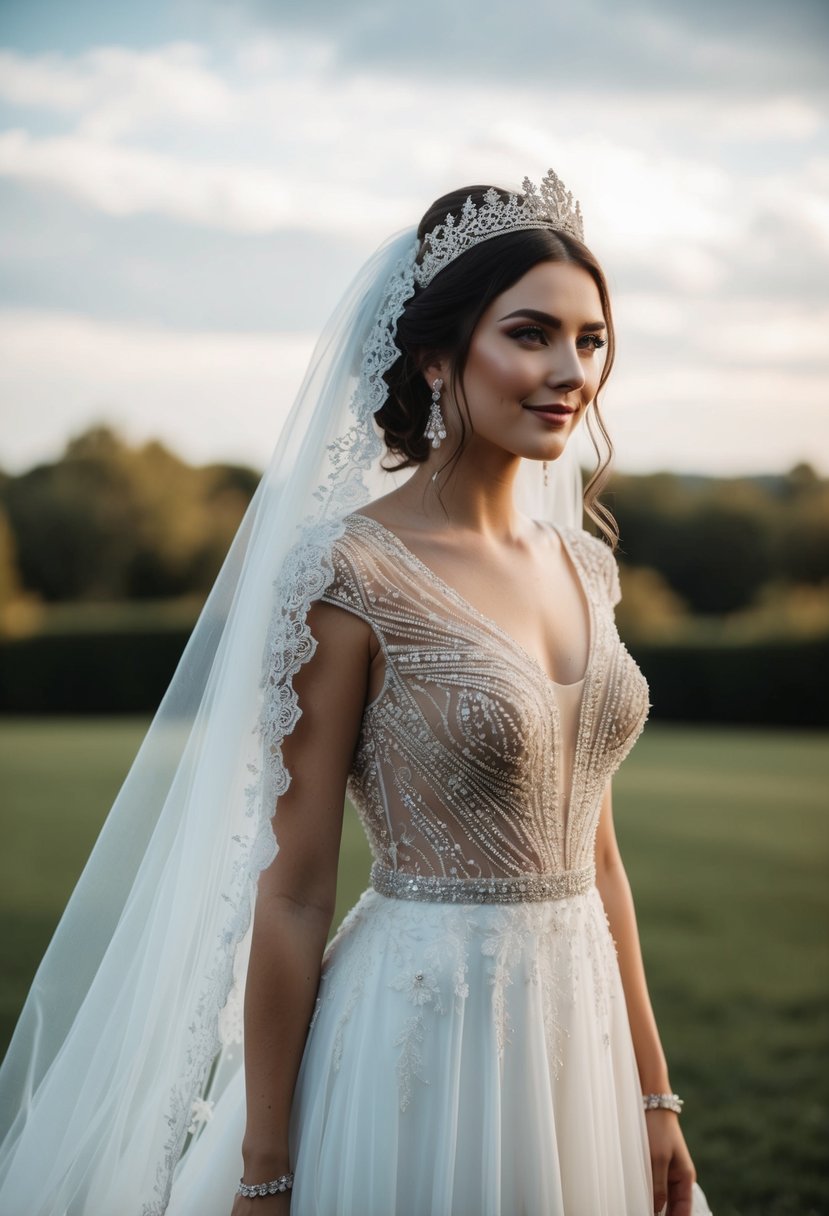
[540,434,572,461]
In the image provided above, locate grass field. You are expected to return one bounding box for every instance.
[0,718,826,1215]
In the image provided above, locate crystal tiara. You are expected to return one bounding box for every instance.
[413,169,585,288]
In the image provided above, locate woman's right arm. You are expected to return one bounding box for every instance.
[230,598,373,1214]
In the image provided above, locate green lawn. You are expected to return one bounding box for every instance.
[0,719,826,1215]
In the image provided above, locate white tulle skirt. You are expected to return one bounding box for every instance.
[169,885,712,1216]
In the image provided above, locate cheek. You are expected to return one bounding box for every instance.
[466,340,538,397]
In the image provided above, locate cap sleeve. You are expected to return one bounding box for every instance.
[605,545,622,608]
[580,531,622,608]
[318,532,375,624]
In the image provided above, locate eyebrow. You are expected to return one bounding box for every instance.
[498,308,606,333]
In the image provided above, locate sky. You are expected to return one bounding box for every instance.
[0,0,827,478]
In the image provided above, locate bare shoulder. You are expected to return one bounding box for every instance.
[349,488,412,530]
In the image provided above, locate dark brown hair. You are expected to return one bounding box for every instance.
[375,185,619,547]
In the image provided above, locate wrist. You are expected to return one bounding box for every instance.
[241,1147,292,1179]
[638,1068,671,1094]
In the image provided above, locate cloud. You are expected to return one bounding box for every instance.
[616,292,829,371]
[0,127,414,236]
[0,41,823,255]
[0,23,826,476]
[0,49,822,263]
[0,308,316,472]
[0,180,367,330]
[602,363,826,476]
[0,43,238,138]
[224,0,829,94]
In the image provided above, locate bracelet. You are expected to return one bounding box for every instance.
[237,1172,294,1198]
[643,1092,684,1114]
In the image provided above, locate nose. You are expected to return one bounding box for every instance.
[546,340,586,394]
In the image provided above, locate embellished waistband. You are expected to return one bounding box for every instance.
[370,862,596,905]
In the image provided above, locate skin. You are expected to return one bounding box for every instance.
[231,260,697,1216]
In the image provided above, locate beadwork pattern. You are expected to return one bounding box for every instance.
[320,514,651,894]
[370,860,596,903]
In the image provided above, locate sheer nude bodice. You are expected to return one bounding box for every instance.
[321,513,650,889]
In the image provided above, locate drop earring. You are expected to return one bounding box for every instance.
[543,461,549,488]
[425,377,446,448]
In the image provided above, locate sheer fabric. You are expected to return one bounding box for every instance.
[551,676,586,834]
[320,514,650,882]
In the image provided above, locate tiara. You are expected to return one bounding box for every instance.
[413,169,585,288]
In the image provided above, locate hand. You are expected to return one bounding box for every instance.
[230,1192,291,1216]
[645,1110,696,1216]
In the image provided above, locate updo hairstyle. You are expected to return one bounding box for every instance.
[375,185,618,544]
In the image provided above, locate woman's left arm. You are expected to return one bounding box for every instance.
[594,779,697,1216]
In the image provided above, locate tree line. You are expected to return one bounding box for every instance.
[609,464,829,615]
[1,427,827,635]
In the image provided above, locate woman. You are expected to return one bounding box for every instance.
[0,172,711,1216]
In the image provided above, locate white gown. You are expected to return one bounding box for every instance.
[169,514,712,1215]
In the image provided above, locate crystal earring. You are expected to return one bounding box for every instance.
[425,377,447,448]
[543,460,549,488]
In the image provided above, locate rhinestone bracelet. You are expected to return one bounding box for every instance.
[237,1172,294,1198]
[643,1092,684,1114]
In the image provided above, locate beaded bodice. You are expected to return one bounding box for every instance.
[321,513,650,886]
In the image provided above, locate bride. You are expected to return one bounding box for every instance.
[0,172,712,1216]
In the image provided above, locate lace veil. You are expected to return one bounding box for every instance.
[0,213,589,1213]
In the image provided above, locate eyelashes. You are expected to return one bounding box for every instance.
[508,324,548,343]
[508,325,607,352]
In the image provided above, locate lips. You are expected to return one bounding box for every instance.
[523,403,575,417]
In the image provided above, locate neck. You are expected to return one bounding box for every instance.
[401,440,527,538]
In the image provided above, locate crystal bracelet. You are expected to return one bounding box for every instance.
[237,1172,294,1198]
[643,1092,684,1114]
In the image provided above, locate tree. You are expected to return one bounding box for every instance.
[0,427,259,602]
[3,439,141,600]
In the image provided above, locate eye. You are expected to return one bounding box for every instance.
[578,333,607,352]
[508,325,548,344]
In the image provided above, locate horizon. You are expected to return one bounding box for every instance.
[1,418,821,486]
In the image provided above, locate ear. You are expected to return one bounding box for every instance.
[420,355,448,392]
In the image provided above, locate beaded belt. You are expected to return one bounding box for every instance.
[370,861,596,904]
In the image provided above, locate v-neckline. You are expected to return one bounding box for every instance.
[351,512,595,693]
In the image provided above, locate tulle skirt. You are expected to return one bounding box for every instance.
[169,885,712,1216]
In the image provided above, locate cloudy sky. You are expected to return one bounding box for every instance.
[0,0,827,477]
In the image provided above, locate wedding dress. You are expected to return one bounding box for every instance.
[0,175,714,1215]
[167,513,712,1216]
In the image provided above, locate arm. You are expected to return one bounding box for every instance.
[594,780,697,1216]
[231,598,374,1214]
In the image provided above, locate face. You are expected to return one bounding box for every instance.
[434,260,608,464]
